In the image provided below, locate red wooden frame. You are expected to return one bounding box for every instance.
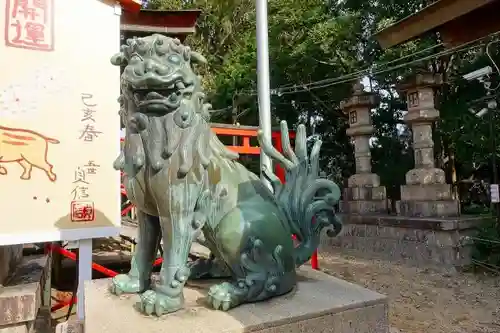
[121,9,201,30]
[210,124,293,182]
[117,0,142,12]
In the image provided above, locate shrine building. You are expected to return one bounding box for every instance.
[120,8,201,43]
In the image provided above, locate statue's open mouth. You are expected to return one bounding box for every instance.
[131,79,193,115]
[133,87,176,105]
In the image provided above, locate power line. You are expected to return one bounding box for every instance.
[208,106,232,117]
[206,30,499,113]
[275,41,491,95]
[277,42,444,93]
[206,41,441,101]
[316,42,443,70]
[237,30,500,97]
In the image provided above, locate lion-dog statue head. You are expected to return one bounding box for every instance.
[111,34,237,179]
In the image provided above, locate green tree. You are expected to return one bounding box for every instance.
[148,0,364,180]
[146,0,500,192]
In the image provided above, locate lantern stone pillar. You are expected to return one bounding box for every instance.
[340,82,387,214]
[396,73,459,217]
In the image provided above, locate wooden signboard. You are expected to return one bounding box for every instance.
[0,0,121,245]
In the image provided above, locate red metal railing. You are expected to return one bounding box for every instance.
[49,242,163,312]
[49,243,118,312]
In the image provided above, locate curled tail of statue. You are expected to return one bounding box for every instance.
[257,121,342,267]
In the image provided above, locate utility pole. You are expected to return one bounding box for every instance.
[256,0,273,190]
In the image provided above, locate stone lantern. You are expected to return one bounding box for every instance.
[340,82,386,214]
[396,72,459,217]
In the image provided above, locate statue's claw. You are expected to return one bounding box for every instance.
[207,282,241,311]
[139,290,184,316]
[109,274,141,295]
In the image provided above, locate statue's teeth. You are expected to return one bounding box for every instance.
[176,82,185,89]
[146,92,163,100]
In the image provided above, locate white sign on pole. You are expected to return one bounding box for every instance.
[0,0,121,246]
[491,184,500,203]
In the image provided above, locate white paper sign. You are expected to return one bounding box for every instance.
[0,0,121,245]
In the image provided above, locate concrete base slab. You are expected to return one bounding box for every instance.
[55,320,83,333]
[84,268,389,333]
[0,255,51,332]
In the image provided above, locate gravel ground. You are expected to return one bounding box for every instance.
[50,237,500,332]
[319,254,500,333]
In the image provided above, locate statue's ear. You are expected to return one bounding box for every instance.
[110,52,127,66]
[190,51,207,65]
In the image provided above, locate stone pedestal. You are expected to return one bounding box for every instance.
[341,83,386,214]
[0,245,23,285]
[84,268,389,333]
[321,214,482,270]
[0,255,52,333]
[396,73,459,217]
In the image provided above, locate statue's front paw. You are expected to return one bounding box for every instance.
[109,274,141,295]
[207,282,241,311]
[139,290,184,316]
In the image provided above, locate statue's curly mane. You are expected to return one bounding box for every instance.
[113,34,238,177]
[126,108,239,177]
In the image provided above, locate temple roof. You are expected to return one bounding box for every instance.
[121,9,201,37]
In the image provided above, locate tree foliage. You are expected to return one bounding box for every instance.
[146,0,500,194]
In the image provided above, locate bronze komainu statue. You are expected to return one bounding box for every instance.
[110,34,342,316]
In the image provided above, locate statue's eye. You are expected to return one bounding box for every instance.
[168,55,181,64]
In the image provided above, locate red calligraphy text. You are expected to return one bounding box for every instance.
[71,201,95,222]
[4,0,54,51]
